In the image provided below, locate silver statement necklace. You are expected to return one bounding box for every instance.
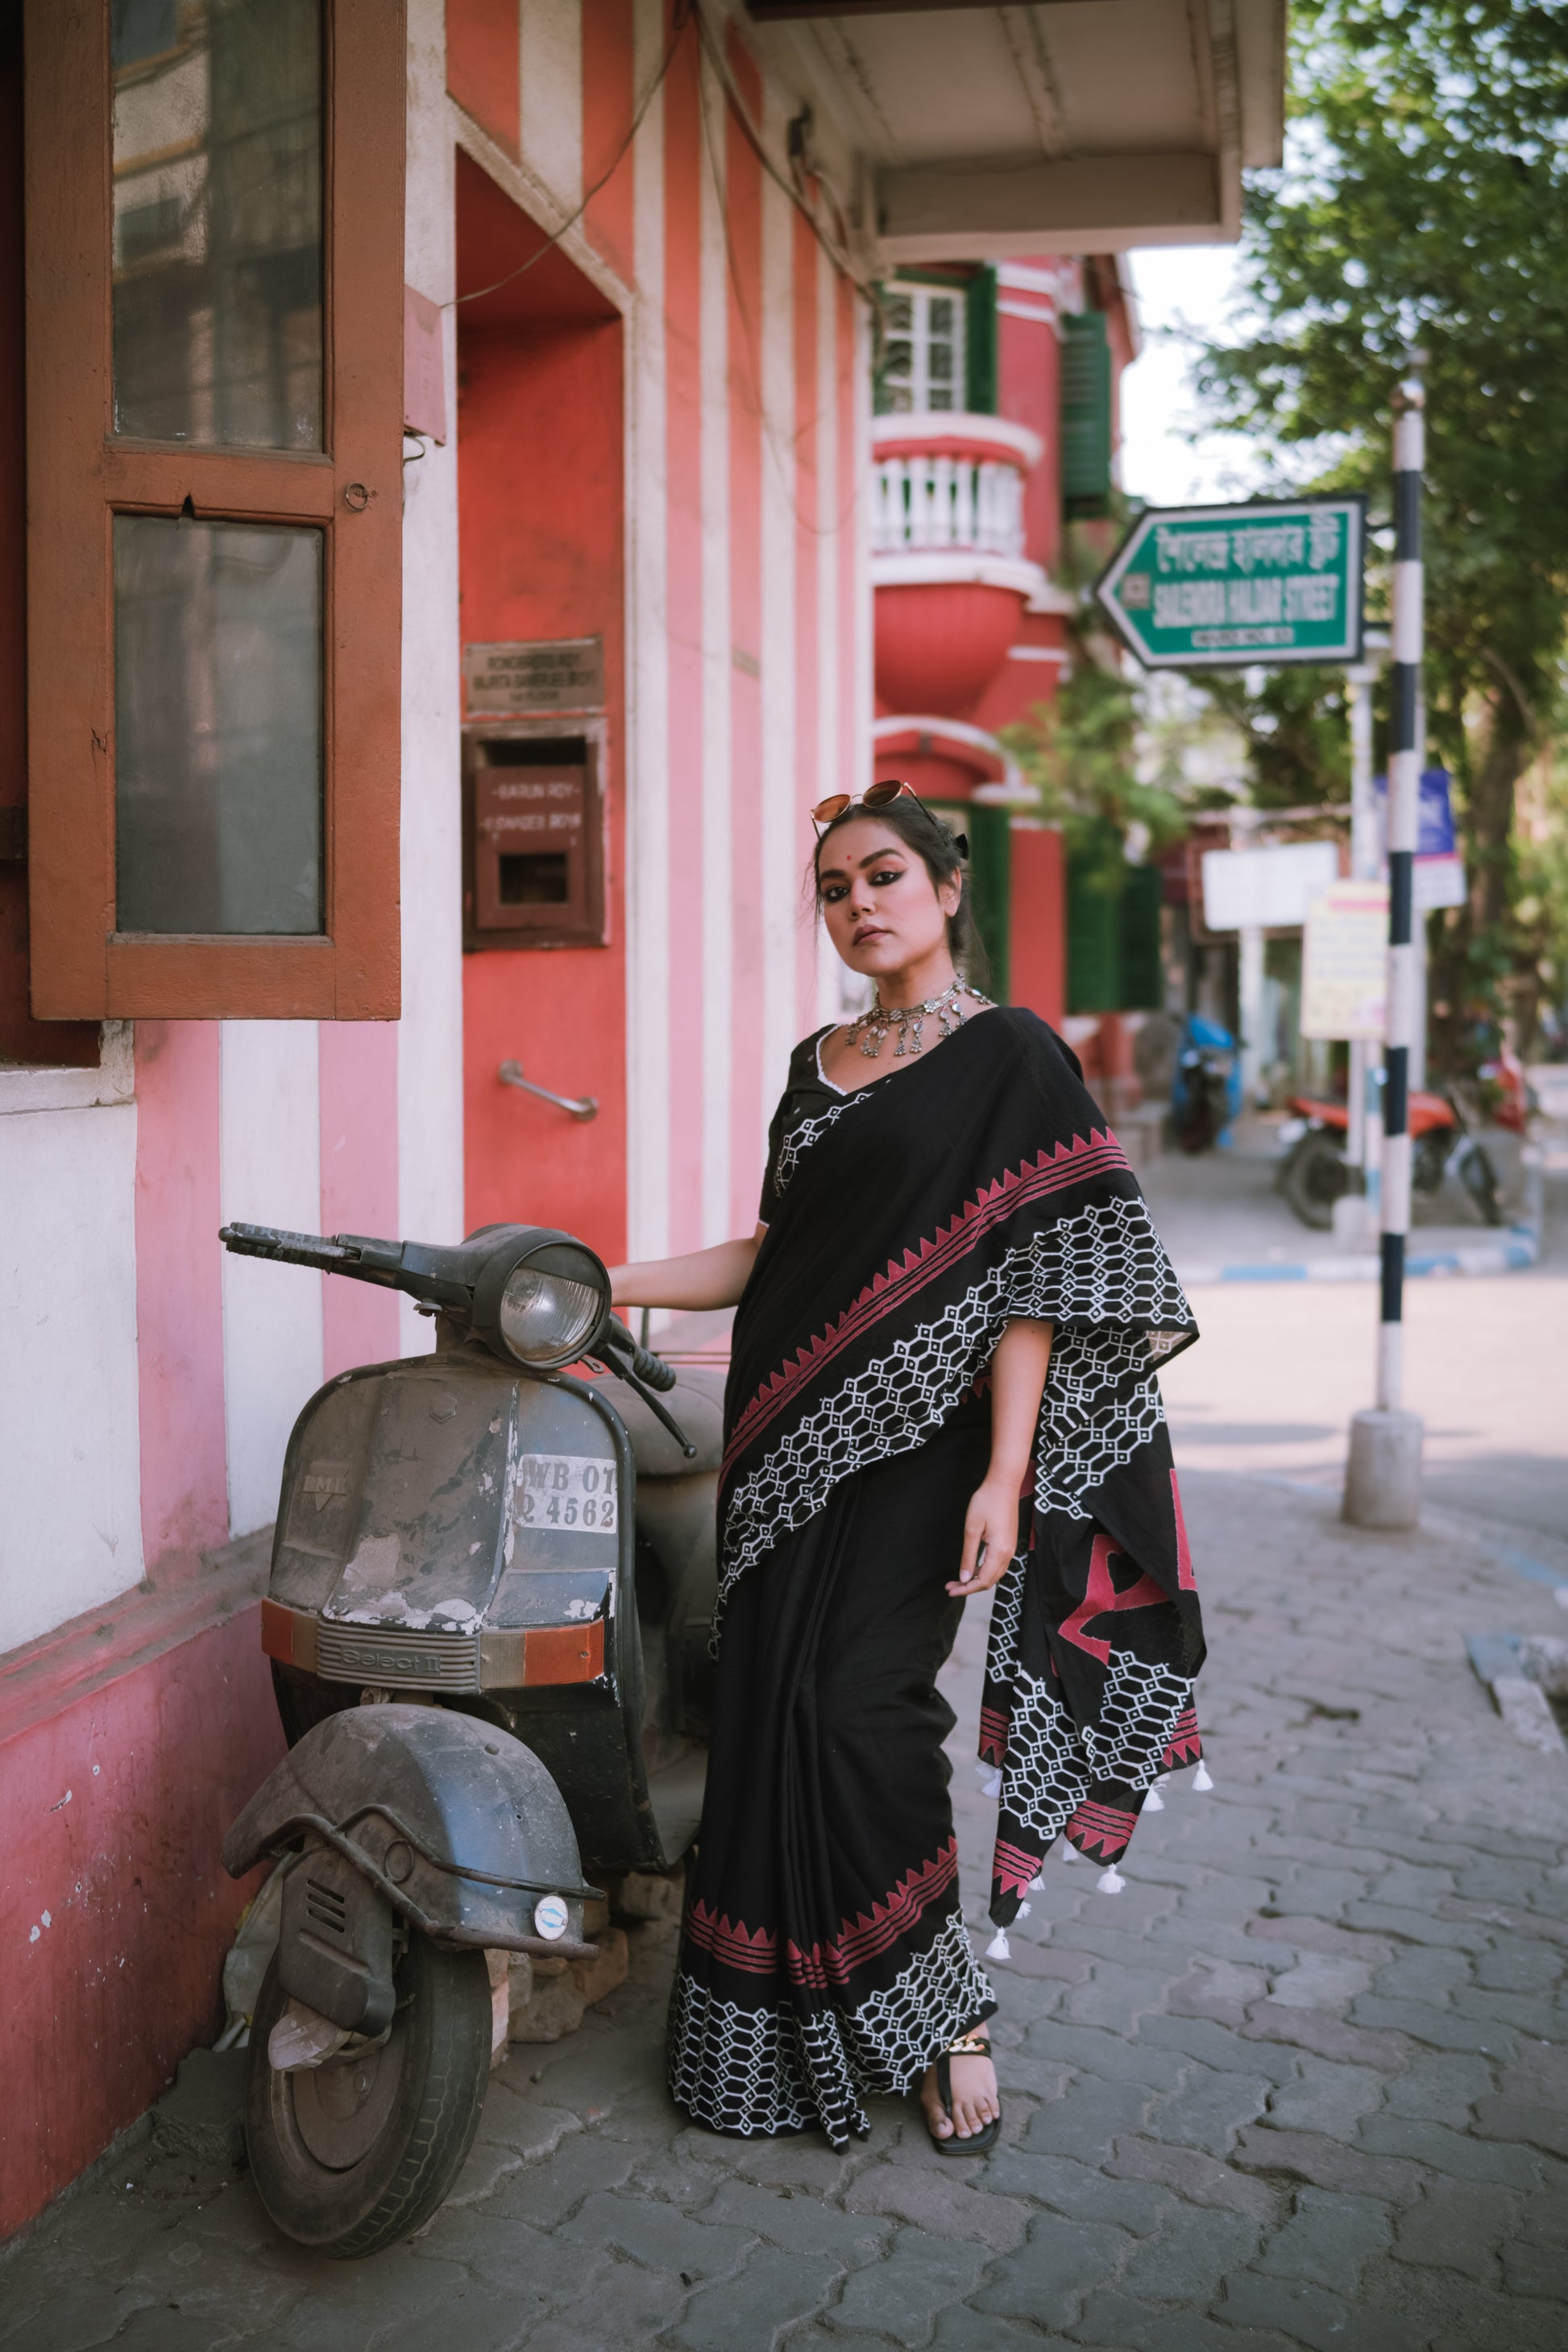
[845,975,990,1060]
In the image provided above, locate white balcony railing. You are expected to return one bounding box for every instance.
[872,453,1027,558]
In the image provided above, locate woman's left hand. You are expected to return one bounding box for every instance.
[947,1475,1023,1598]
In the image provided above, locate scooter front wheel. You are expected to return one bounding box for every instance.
[245,1931,491,2257]
[1281,1130,1347,1230]
[1458,1142,1503,1226]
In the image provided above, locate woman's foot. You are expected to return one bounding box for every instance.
[921,2038,998,2144]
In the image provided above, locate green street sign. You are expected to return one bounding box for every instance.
[1095,496,1366,670]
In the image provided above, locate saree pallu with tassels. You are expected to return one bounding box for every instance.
[666,1006,1206,2145]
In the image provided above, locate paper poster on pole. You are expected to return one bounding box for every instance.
[1300,881,1388,1041]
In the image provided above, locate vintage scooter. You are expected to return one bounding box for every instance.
[217,1217,723,2258]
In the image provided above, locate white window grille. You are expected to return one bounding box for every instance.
[877,284,966,414]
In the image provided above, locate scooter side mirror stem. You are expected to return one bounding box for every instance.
[587,1346,698,1460]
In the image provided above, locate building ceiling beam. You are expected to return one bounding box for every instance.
[875,150,1223,262]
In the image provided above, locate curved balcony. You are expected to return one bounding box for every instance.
[871,412,1052,715]
[871,412,1045,595]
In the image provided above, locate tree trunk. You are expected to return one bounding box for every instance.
[1466,679,1530,939]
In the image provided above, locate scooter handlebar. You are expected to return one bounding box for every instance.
[601,1314,678,1393]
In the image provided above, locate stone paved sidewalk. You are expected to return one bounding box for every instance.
[3,1467,1567,2352]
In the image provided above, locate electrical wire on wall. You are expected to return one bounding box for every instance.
[445,0,697,313]
[442,0,878,542]
[692,5,877,543]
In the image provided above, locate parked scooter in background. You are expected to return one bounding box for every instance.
[216,1219,720,2258]
[1172,1015,1240,1155]
[1276,1067,1521,1230]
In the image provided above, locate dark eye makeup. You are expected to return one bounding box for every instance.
[819,860,906,903]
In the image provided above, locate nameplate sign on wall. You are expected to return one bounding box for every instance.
[464,638,604,716]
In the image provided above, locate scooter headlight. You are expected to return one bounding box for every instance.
[467,1227,612,1372]
[499,1259,605,1367]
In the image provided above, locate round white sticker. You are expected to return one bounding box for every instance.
[533,1894,570,1942]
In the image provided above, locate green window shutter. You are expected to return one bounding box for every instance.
[1060,311,1111,517]
[1066,850,1122,1014]
[1118,865,1163,1010]
[965,267,998,415]
[927,800,1010,1001]
[967,803,1010,1001]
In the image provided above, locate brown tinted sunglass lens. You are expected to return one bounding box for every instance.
[811,793,852,822]
[864,779,908,807]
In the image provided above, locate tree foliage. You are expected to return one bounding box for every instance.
[1193,0,1568,1052]
[1001,525,1193,893]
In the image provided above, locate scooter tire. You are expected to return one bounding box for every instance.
[245,1931,491,2258]
[1459,1144,1504,1227]
[1281,1130,1347,1231]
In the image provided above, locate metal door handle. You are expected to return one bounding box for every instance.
[498,1059,598,1121]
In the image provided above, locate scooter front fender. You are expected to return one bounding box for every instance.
[223,1703,599,1959]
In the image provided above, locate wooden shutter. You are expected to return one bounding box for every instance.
[1060,311,1112,519]
[1119,864,1164,1010]
[24,0,405,1020]
[964,265,998,416]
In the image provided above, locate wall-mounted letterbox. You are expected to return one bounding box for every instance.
[463,732,606,951]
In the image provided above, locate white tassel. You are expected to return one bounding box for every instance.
[1097,1864,1126,1894]
[1061,1841,1079,1862]
[1143,1777,1167,1813]
[1016,1902,1031,1919]
[1193,1761,1214,1791]
[976,1765,1002,1798]
[1027,1875,1044,1893]
[985,1929,1011,1961]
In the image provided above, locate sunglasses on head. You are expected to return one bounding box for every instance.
[811,778,919,828]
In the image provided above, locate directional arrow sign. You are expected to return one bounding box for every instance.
[1096,496,1366,670]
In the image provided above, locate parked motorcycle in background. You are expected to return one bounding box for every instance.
[1172,1015,1241,1155]
[1276,1052,1531,1231]
[214,1219,720,2258]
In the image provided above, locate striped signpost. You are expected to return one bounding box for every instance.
[1344,357,1428,1529]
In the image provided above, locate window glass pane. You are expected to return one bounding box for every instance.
[879,283,968,414]
[114,516,323,934]
[112,0,322,448]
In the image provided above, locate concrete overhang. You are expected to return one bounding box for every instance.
[743,0,1286,263]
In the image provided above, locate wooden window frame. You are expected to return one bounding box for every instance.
[24,0,405,1021]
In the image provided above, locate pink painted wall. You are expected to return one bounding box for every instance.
[662,28,707,1256]
[793,213,823,1023]
[0,1609,283,2241]
[726,54,765,1234]
[1010,823,1067,1031]
[134,1023,228,1571]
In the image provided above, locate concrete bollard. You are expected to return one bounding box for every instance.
[1342,1407,1424,1529]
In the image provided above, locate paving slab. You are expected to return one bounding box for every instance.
[3,1464,1567,2350]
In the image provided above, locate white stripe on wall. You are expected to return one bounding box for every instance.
[399,0,465,1347]
[519,0,584,222]
[757,85,797,1130]
[0,1101,143,1653]
[625,0,670,1260]
[219,1022,325,1540]
[699,54,732,1246]
[815,241,844,1027]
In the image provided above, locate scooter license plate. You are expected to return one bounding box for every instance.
[516,1453,620,1534]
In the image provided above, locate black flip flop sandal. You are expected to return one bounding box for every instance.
[926,2032,1002,2157]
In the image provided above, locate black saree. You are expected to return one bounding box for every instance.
[666,1006,1205,2146]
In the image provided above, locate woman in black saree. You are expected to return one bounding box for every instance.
[608,784,1204,2153]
